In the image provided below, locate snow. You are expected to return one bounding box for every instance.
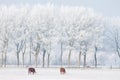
[0,68,120,80]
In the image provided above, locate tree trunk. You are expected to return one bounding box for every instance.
[4,51,7,67]
[0,53,3,67]
[94,46,98,68]
[116,49,120,68]
[29,36,33,66]
[60,42,63,66]
[29,50,32,66]
[116,47,120,59]
[47,54,50,67]
[78,51,81,67]
[22,47,26,67]
[22,54,25,67]
[1,52,3,67]
[2,46,7,67]
[35,54,38,67]
[17,53,19,67]
[42,49,46,68]
[83,53,86,68]
[43,55,45,68]
[68,49,71,67]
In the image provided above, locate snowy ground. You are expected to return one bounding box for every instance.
[0,67,120,80]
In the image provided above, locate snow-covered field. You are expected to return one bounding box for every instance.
[0,67,120,80]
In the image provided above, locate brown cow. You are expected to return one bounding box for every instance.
[60,67,66,74]
[28,67,36,75]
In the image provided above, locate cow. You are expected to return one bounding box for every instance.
[60,67,66,74]
[28,67,36,75]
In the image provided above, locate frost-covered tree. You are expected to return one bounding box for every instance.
[0,4,108,68]
[92,21,104,68]
[0,6,13,67]
[66,7,105,68]
[105,17,120,67]
[0,28,9,67]
[10,6,29,67]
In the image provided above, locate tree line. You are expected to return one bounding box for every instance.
[0,4,120,68]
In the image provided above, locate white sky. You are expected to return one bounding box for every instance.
[0,0,120,17]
